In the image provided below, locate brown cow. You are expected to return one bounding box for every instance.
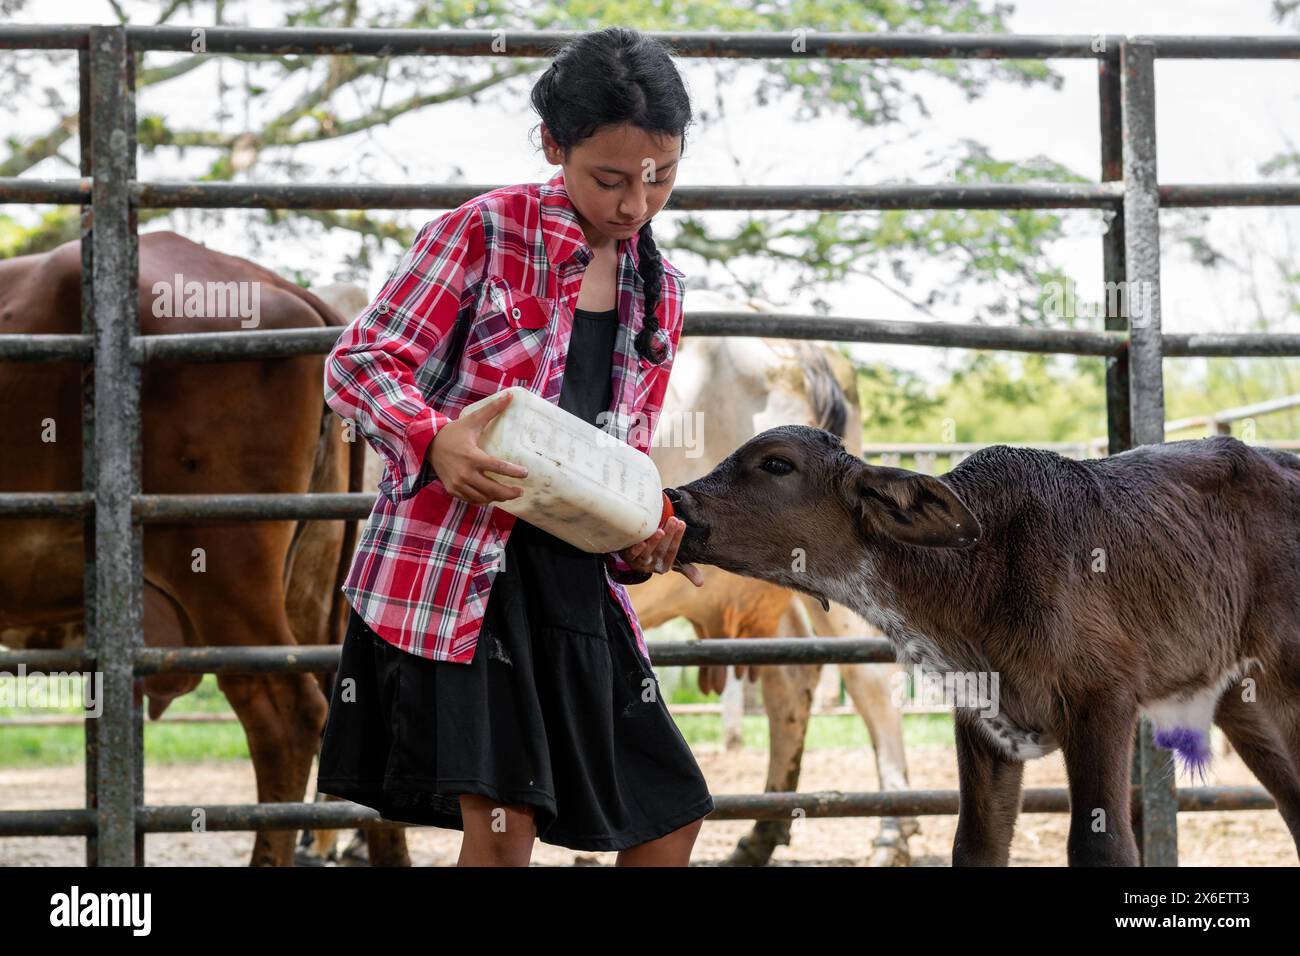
[0,230,395,866]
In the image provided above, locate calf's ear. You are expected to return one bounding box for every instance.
[851,464,980,548]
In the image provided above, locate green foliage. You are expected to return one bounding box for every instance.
[854,351,1300,449]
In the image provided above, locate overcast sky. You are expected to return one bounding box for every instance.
[8,0,1299,382]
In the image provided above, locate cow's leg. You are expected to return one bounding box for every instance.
[358,827,413,866]
[189,594,329,867]
[294,795,413,867]
[840,662,917,866]
[951,712,1025,866]
[217,669,329,866]
[1216,682,1300,855]
[1059,696,1139,867]
[725,662,822,866]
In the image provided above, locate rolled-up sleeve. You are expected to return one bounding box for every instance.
[324,203,486,505]
[605,548,653,585]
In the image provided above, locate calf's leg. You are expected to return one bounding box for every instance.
[952,712,1024,866]
[1216,682,1300,856]
[1060,695,1139,866]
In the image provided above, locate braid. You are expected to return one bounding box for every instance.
[634,219,668,365]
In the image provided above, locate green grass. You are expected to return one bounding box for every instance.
[0,674,249,769]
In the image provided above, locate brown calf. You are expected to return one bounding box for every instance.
[669,425,1300,866]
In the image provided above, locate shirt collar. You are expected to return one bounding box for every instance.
[539,168,682,279]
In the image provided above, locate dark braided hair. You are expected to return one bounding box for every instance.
[529,28,692,365]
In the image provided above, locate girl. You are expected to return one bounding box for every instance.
[317,27,713,866]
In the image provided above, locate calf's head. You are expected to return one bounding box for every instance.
[668,425,980,608]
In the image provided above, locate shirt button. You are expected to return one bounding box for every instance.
[511,306,521,320]
[376,301,389,314]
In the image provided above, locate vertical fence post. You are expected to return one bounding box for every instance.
[124,42,147,868]
[1099,48,1148,854]
[1120,38,1178,867]
[89,23,142,867]
[77,40,101,868]
[1099,51,1130,457]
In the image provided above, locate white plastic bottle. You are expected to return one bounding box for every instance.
[460,386,673,552]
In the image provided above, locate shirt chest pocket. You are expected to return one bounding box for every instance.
[463,276,555,383]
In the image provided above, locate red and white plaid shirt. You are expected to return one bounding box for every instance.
[324,169,685,665]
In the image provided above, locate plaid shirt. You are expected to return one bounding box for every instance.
[324,169,685,665]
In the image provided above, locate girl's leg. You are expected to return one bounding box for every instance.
[457,793,538,866]
[615,815,706,867]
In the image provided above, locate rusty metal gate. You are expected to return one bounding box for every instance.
[1,26,1298,866]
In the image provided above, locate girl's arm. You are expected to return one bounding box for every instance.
[324,203,486,506]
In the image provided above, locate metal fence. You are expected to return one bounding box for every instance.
[1,25,1298,867]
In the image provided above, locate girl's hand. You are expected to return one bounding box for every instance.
[619,517,705,586]
[427,391,530,505]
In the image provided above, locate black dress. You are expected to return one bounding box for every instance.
[316,305,715,852]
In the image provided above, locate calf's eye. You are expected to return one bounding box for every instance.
[760,457,794,476]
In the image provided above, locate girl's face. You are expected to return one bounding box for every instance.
[542,122,681,250]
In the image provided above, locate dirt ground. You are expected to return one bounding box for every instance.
[0,743,1294,866]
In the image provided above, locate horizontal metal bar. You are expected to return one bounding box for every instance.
[0,492,93,518]
[0,711,236,728]
[13,322,1300,373]
[0,785,1275,837]
[119,27,1121,58]
[133,645,338,675]
[7,178,1295,212]
[134,181,1124,211]
[0,333,94,361]
[689,312,1125,355]
[704,785,1277,820]
[1164,393,1300,432]
[0,491,369,522]
[0,178,92,205]
[135,327,340,363]
[651,637,898,666]
[133,492,373,521]
[0,648,95,673]
[1160,183,1300,207]
[1147,36,1300,59]
[136,802,401,833]
[0,25,91,50]
[2,27,1297,59]
[129,637,900,674]
[0,809,96,837]
[680,183,1123,210]
[1164,333,1300,357]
